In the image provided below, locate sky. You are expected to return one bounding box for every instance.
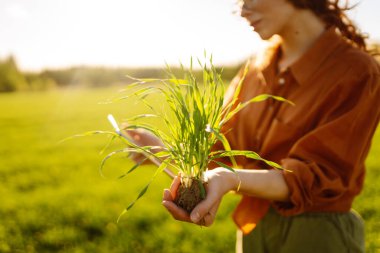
[0,0,379,71]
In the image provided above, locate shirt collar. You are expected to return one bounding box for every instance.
[260,27,345,86]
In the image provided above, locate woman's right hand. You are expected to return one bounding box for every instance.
[121,123,165,164]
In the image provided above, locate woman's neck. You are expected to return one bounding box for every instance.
[277,10,326,72]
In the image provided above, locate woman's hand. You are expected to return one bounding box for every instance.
[121,123,165,164]
[162,168,239,227]
[162,176,193,223]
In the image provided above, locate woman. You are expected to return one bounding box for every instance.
[129,0,380,252]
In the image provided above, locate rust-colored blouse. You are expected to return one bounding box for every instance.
[218,28,380,234]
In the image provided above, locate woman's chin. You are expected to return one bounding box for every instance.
[256,32,272,41]
[253,27,274,40]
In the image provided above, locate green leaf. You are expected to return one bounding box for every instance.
[222,94,294,124]
[117,158,148,179]
[99,146,157,178]
[198,180,206,199]
[125,184,150,211]
[212,161,236,173]
[117,158,172,222]
[99,149,128,178]
[57,130,120,145]
[117,209,127,224]
[126,114,160,122]
[99,135,116,155]
[247,94,295,106]
[221,61,250,120]
[209,129,238,168]
[125,74,188,85]
[210,150,283,170]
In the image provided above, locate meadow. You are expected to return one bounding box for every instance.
[0,86,379,253]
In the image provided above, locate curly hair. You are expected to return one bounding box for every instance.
[288,0,368,51]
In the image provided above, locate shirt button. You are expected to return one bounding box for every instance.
[278,77,285,85]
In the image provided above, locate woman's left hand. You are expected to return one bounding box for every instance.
[162,176,193,223]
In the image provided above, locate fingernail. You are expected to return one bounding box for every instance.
[190,212,200,223]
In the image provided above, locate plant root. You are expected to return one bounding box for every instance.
[174,178,206,213]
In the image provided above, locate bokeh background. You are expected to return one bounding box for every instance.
[0,0,379,252]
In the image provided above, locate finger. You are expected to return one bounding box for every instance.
[120,122,129,131]
[202,213,213,227]
[162,178,191,222]
[162,199,192,222]
[120,124,136,141]
[190,191,220,223]
[169,176,181,199]
[209,199,221,216]
[202,200,221,227]
[128,152,146,164]
[162,189,173,201]
[125,130,141,142]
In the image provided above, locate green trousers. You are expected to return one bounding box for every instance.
[236,208,365,253]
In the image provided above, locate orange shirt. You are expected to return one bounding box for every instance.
[219,28,380,234]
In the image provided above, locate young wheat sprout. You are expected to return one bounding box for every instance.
[65,55,293,220]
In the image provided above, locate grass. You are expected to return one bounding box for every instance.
[0,86,379,252]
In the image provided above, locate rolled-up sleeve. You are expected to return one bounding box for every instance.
[274,73,380,215]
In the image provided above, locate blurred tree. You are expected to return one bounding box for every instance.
[0,55,250,92]
[25,72,56,91]
[0,56,28,92]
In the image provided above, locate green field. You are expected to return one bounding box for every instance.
[0,86,379,253]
